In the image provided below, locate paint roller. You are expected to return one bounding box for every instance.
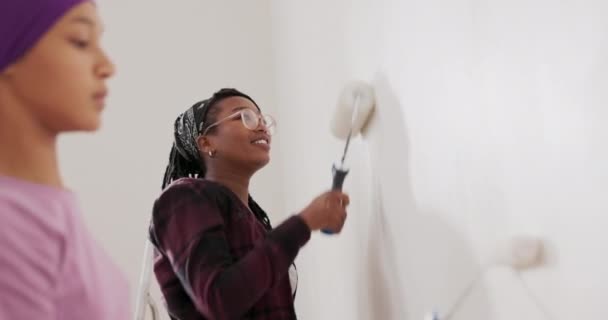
[322,81,376,234]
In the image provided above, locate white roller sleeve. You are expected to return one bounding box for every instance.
[330,81,376,140]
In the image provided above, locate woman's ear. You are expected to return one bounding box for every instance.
[1,57,25,78]
[197,135,212,154]
[0,64,16,80]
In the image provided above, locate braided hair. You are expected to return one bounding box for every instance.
[161,88,272,230]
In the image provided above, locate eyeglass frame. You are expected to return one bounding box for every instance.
[198,108,276,137]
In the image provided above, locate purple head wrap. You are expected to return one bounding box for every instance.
[0,0,89,72]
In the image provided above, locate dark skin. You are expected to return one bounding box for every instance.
[197,96,350,233]
[197,96,271,206]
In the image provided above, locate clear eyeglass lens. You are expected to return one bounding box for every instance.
[240,109,276,135]
[241,109,258,129]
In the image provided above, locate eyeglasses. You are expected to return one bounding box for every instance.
[200,108,276,136]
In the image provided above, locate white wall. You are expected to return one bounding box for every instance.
[270,0,608,319]
[55,0,608,319]
[57,0,279,317]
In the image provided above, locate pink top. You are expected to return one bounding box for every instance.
[0,175,130,320]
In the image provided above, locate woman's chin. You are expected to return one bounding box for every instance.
[60,116,101,133]
[251,154,270,170]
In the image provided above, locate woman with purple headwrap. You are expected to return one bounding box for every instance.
[0,1,130,319]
